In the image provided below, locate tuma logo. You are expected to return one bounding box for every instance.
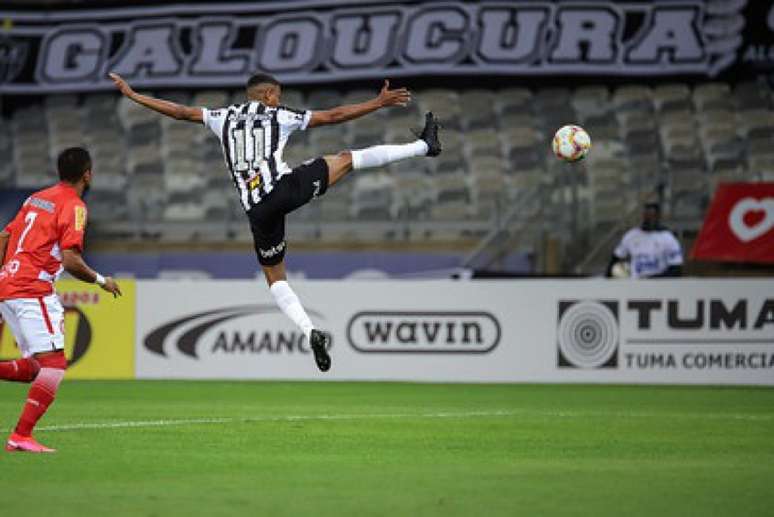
[144,305,326,359]
[347,311,500,353]
[557,300,619,369]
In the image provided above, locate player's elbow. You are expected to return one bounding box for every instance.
[61,249,82,271]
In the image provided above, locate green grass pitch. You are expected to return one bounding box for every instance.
[1,381,773,516]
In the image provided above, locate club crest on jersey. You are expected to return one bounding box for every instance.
[248,175,262,190]
[74,206,87,231]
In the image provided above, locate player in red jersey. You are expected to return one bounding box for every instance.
[0,147,121,453]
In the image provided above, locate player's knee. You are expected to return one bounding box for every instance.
[324,151,352,171]
[337,150,352,165]
[35,351,67,370]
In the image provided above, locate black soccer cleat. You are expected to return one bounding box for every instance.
[413,112,442,157]
[309,329,331,372]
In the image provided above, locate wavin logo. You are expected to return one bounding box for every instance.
[557,300,619,369]
[347,311,500,353]
[144,305,323,359]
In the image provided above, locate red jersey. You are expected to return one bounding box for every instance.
[0,183,87,300]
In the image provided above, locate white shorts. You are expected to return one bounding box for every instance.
[0,294,65,357]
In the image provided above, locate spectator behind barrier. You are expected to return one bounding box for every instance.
[606,203,683,279]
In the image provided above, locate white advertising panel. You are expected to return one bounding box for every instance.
[135,280,774,385]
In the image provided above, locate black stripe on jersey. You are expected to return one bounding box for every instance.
[221,111,234,172]
[267,108,280,179]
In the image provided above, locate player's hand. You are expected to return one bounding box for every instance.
[377,80,411,108]
[109,72,135,98]
[100,277,122,298]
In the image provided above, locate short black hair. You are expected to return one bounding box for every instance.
[246,72,280,90]
[644,202,661,212]
[57,147,92,183]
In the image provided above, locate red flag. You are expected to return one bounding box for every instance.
[691,183,774,264]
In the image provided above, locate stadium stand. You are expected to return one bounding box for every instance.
[2,81,772,249]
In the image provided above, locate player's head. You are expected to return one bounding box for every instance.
[246,72,281,106]
[642,202,661,231]
[58,147,93,192]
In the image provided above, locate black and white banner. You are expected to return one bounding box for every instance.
[135,279,774,385]
[1,0,773,93]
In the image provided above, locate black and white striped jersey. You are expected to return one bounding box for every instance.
[202,102,312,211]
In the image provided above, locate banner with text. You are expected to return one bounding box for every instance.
[1,0,773,93]
[1,280,135,379]
[691,182,774,264]
[135,280,774,385]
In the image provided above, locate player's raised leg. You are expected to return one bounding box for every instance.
[324,112,442,187]
[263,262,331,372]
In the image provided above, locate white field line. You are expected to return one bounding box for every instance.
[35,409,773,433]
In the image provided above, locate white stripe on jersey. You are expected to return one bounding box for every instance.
[202,101,311,211]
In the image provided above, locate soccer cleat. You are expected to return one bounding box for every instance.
[413,112,442,157]
[309,329,332,372]
[5,433,56,453]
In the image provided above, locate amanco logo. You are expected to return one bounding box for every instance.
[144,305,328,359]
[0,303,92,366]
[347,312,500,353]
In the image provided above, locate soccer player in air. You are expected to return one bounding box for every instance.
[0,147,122,453]
[110,72,442,372]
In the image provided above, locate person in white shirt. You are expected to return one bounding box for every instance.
[606,202,683,278]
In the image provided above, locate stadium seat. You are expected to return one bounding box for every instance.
[496,87,533,116]
[192,90,230,110]
[572,86,609,116]
[394,173,433,219]
[307,89,342,110]
[281,89,305,110]
[163,202,208,222]
[613,85,653,113]
[654,83,692,113]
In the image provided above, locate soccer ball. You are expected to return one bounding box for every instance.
[552,125,592,162]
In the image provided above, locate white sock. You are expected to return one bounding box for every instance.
[270,280,314,341]
[351,140,429,170]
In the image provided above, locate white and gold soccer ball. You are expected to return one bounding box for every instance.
[552,125,592,162]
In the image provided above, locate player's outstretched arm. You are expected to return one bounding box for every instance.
[109,72,203,123]
[62,249,122,298]
[308,80,410,128]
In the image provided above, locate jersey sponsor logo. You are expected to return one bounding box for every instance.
[74,205,87,231]
[259,240,286,259]
[143,305,328,359]
[347,311,500,354]
[28,197,55,213]
[0,0,761,93]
